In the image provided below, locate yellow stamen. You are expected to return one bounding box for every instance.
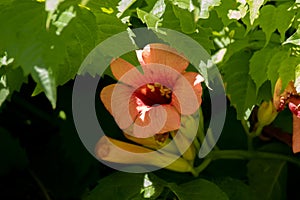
[160,87,165,96]
[147,84,155,92]
[154,82,161,87]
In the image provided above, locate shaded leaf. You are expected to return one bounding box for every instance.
[222,50,257,120]
[247,159,287,200]
[84,172,166,200]
[215,177,256,200]
[249,47,279,93]
[169,178,229,200]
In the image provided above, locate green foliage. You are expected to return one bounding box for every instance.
[222,50,257,120]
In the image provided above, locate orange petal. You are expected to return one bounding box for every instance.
[172,72,203,115]
[100,84,115,114]
[129,105,180,138]
[111,58,141,82]
[292,115,300,153]
[100,84,139,129]
[141,43,189,73]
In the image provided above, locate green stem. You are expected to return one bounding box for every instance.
[29,169,52,200]
[193,158,212,177]
[206,150,300,166]
[241,119,255,150]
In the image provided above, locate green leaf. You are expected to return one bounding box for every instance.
[169,178,229,200]
[241,12,260,35]
[46,0,62,12]
[215,177,256,200]
[258,5,277,46]
[256,80,272,102]
[117,0,137,18]
[0,1,100,106]
[283,25,300,46]
[137,8,162,29]
[214,0,237,26]
[0,85,9,107]
[247,159,287,200]
[52,5,77,35]
[84,172,166,200]
[199,0,221,19]
[31,66,57,109]
[150,0,166,18]
[266,49,290,92]
[173,5,196,34]
[162,3,181,31]
[276,2,295,42]
[222,50,257,120]
[246,0,265,25]
[278,56,300,90]
[0,127,29,176]
[0,66,26,107]
[249,47,279,93]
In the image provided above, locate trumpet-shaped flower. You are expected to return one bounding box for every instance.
[100,43,203,138]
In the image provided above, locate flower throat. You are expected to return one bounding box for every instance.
[134,82,172,106]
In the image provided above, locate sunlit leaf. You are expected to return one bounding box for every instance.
[173,5,196,33]
[246,0,265,25]
[266,49,290,92]
[258,5,277,46]
[31,66,57,108]
[278,56,300,90]
[117,0,137,18]
[199,0,221,19]
[276,2,295,42]
[52,6,76,35]
[283,25,300,46]
[137,8,162,29]
[150,0,166,18]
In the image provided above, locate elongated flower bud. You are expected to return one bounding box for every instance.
[95,136,194,173]
[171,131,196,161]
[124,133,180,155]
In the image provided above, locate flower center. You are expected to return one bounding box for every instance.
[134,82,172,106]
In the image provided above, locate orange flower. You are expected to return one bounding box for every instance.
[100,43,203,138]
